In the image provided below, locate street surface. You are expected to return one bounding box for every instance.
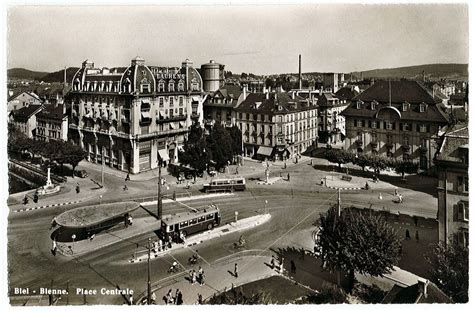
[7,155,439,305]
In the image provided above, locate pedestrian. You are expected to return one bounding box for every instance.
[191,270,197,284]
[127,215,133,226]
[365,182,369,190]
[23,195,29,205]
[394,188,398,196]
[279,258,284,274]
[129,293,134,305]
[123,184,128,191]
[168,235,173,249]
[415,230,419,242]
[405,229,411,240]
[33,192,39,203]
[179,231,185,244]
[287,173,290,182]
[290,260,296,274]
[50,217,57,230]
[198,266,203,280]
[320,178,324,186]
[151,291,156,304]
[125,173,130,181]
[414,215,419,227]
[197,293,203,305]
[158,239,163,252]
[234,263,238,278]
[270,256,275,269]
[310,159,313,166]
[51,239,57,256]
[76,183,80,194]
[236,167,239,175]
[165,289,173,304]
[176,289,183,305]
[199,272,205,286]
[173,191,176,200]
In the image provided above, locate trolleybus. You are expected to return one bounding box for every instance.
[202,177,246,193]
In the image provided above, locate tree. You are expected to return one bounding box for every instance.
[352,153,371,171]
[179,123,210,174]
[265,78,275,89]
[227,126,243,156]
[224,71,233,79]
[392,160,418,179]
[368,155,388,177]
[207,124,233,170]
[315,207,401,292]
[324,149,354,170]
[240,72,248,79]
[425,238,468,303]
[207,287,271,305]
[47,140,67,175]
[63,141,87,177]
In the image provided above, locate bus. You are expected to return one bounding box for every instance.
[202,177,246,193]
[160,204,221,241]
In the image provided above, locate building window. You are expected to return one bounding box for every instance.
[179,97,184,106]
[371,102,376,110]
[371,121,377,129]
[420,124,427,133]
[386,134,393,144]
[457,176,468,193]
[170,97,174,107]
[158,83,165,92]
[357,120,363,127]
[356,101,362,109]
[420,104,426,112]
[159,97,164,107]
[403,135,409,146]
[386,122,393,130]
[457,201,469,222]
[402,123,410,131]
[179,108,183,116]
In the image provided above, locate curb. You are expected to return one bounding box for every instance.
[12,200,82,213]
[327,186,362,191]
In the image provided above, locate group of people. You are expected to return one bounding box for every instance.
[153,235,174,254]
[269,256,285,274]
[164,288,183,305]
[188,266,205,286]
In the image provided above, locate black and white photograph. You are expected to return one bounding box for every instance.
[1,0,470,307]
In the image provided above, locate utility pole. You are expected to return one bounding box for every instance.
[337,188,341,217]
[157,162,162,219]
[147,237,151,305]
[101,151,105,187]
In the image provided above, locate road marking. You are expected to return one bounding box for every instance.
[13,200,81,213]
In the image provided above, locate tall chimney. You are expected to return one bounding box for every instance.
[299,54,302,90]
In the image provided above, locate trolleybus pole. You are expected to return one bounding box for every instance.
[147,237,151,305]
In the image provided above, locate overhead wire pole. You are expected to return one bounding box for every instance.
[157,162,162,219]
[147,237,151,305]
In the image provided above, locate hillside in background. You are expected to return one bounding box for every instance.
[349,63,468,80]
[40,67,80,83]
[7,68,49,80]
[8,67,79,82]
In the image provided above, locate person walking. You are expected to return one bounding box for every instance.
[198,266,204,283]
[405,229,411,240]
[151,292,156,304]
[165,289,173,304]
[197,293,203,305]
[129,293,134,305]
[287,173,290,182]
[191,270,197,285]
[51,239,57,256]
[23,195,29,205]
[234,263,238,278]
[168,235,173,249]
[76,183,80,194]
[199,272,205,286]
[176,289,183,305]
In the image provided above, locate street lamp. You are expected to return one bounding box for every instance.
[99,195,103,205]
[264,200,268,214]
[147,237,151,305]
[71,234,76,254]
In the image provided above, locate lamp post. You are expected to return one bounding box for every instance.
[147,237,151,305]
[157,161,162,219]
[71,234,76,254]
[264,200,268,214]
[99,195,102,205]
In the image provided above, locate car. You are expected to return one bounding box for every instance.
[74,169,88,178]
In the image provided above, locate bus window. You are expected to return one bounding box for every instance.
[237,180,243,184]
[198,216,205,223]
[180,221,188,228]
[189,218,198,225]
[206,214,214,220]
[168,224,174,232]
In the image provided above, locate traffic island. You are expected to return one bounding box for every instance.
[129,214,271,263]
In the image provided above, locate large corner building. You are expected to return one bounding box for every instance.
[67,57,204,174]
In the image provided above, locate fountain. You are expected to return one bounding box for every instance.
[36,167,61,196]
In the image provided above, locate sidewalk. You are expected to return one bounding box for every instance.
[130,214,271,263]
[137,255,279,305]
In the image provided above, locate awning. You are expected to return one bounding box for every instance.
[179,121,186,128]
[159,110,165,117]
[141,111,151,119]
[158,149,170,161]
[192,96,200,102]
[170,122,176,129]
[257,146,273,157]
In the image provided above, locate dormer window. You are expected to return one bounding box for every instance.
[356,101,362,109]
[178,81,185,92]
[371,101,377,110]
[420,103,426,112]
[158,82,165,92]
[168,82,175,92]
[402,102,409,112]
[191,83,199,91]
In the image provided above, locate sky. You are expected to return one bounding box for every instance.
[6,3,469,75]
